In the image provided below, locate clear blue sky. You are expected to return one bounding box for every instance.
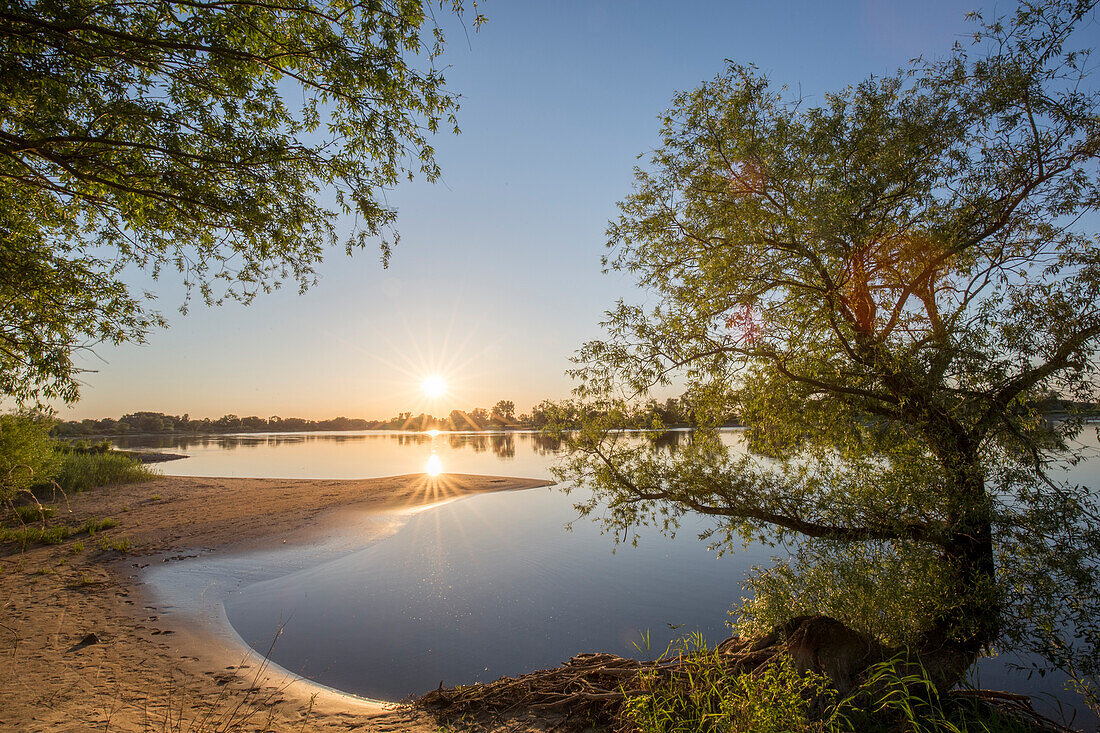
[57,0,1057,421]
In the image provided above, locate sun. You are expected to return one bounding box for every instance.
[425,454,443,477]
[421,375,447,398]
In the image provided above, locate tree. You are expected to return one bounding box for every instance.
[0,0,480,404]
[493,400,515,420]
[560,1,1100,696]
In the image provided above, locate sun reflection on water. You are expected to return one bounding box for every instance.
[425,454,443,476]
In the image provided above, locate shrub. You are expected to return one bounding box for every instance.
[0,413,58,503]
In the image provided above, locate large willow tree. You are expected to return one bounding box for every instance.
[561,0,1100,696]
[0,0,478,404]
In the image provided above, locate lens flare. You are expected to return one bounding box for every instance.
[425,454,443,476]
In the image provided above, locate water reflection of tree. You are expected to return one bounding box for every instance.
[528,432,563,455]
[268,435,307,446]
[490,433,515,459]
[113,428,584,461]
[649,429,685,454]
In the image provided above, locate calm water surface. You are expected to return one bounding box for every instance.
[113,429,568,478]
[130,430,1099,729]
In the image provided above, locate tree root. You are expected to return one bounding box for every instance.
[418,647,740,731]
[952,690,1078,733]
[416,616,1072,732]
[417,617,849,730]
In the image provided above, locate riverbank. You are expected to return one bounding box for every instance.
[0,473,550,732]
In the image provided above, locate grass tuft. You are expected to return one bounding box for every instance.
[51,452,156,494]
[0,516,122,550]
[621,635,833,733]
[98,535,134,553]
[81,517,118,535]
[13,503,54,522]
[831,652,1042,733]
[620,637,1052,733]
[0,524,72,546]
[77,571,101,586]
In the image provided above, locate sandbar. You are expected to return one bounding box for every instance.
[0,473,550,732]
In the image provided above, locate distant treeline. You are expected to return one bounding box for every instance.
[51,398,708,437]
[50,393,1095,439]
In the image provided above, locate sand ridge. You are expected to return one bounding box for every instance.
[0,473,551,732]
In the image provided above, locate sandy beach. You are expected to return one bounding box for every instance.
[0,473,550,732]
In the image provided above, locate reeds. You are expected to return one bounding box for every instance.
[50,451,157,494]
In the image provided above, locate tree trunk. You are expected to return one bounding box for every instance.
[915,452,1000,690]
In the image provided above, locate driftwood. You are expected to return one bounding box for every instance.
[952,690,1078,733]
[418,616,871,730]
[419,647,748,731]
[417,616,1074,732]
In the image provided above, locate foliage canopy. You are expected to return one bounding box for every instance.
[0,0,477,403]
[559,0,1100,700]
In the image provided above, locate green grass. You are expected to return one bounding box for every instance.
[0,524,74,546]
[50,451,157,494]
[98,535,134,552]
[0,516,121,550]
[77,571,100,586]
[620,637,1052,733]
[830,653,1043,733]
[13,503,54,522]
[620,636,834,733]
[81,517,118,534]
[56,439,112,455]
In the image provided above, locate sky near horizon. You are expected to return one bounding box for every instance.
[54,0,1066,421]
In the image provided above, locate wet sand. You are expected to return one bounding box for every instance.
[0,473,550,732]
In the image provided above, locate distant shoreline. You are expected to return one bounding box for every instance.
[60,425,563,439]
[57,424,715,441]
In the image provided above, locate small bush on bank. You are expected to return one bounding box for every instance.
[50,451,156,494]
[0,413,58,504]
